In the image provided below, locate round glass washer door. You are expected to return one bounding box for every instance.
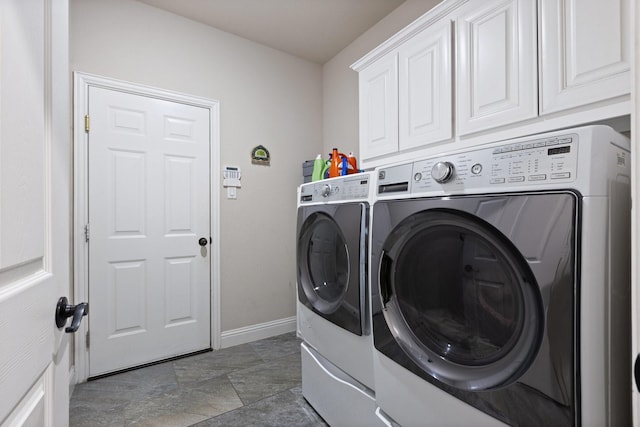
[380,209,544,391]
[298,211,350,315]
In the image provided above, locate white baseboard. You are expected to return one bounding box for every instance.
[220,316,296,349]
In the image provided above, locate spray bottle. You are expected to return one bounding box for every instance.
[347,152,358,174]
[311,154,325,181]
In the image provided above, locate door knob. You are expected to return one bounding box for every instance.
[55,296,88,333]
[198,237,208,247]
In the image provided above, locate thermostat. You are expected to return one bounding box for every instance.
[223,166,241,188]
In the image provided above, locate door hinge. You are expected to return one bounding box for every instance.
[84,114,90,133]
[86,330,90,349]
[84,223,90,242]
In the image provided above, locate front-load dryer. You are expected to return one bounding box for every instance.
[370,126,631,426]
[297,172,381,426]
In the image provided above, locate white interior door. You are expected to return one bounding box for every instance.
[87,87,211,377]
[0,0,71,426]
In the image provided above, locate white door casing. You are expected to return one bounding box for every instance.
[73,73,221,381]
[0,0,71,426]
[631,0,638,422]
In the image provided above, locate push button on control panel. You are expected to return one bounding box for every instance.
[488,133,577,186]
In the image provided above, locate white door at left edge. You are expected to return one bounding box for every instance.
[88,86,211,377]
[0,1,72,426]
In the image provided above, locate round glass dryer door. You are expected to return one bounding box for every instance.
[380,209,544,391]
[298,211,350,314]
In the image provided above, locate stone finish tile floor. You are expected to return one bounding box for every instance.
[70,332,328,427]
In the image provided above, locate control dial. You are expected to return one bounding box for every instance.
[321,183,332,197]
[431,161,455,183]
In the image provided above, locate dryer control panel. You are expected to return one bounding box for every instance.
[300,174,371,203]
[378,133,579,195]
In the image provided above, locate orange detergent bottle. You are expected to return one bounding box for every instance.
[329,148,343,178]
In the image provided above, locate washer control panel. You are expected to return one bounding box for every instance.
[300,174,371,203]
[377,133,578,195]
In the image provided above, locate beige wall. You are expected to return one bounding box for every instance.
[322,0,442,159]
[69,0,441,334]
[70,0,323,331]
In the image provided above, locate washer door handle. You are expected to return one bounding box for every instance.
[635,354,640,392]
[380,252,392,306]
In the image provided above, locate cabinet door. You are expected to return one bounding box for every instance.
[456,0,537,135]
[358,52,398,161]
[399,21,452,151]
[539,0,630,114]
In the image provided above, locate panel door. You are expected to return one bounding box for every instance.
[456,0,537,135]
[539,0,631,114]
[398,21,452,151]
[88,87,211,376]
[358,52,399,162]
[0,0,71,425]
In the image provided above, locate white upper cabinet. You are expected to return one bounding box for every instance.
[456,0,537,135]
[539,0,631,114]
[399,21,453,151]
[352,0,630,168]
[358,52,399,160]
[354,2,459,165]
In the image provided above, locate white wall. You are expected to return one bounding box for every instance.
[322,0,443,159]
[70,0,323,332]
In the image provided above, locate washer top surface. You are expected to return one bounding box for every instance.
[299,172,372,206]
[375,125,629,199]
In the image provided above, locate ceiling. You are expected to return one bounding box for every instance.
[135,0,406,64]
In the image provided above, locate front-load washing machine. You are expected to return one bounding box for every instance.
[297,172,381,426]
[370,125,631,426]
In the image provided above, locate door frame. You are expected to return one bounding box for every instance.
[632,0,638,421]
[72,72,221,382]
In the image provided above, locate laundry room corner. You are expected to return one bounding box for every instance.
[321,0,443,158]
